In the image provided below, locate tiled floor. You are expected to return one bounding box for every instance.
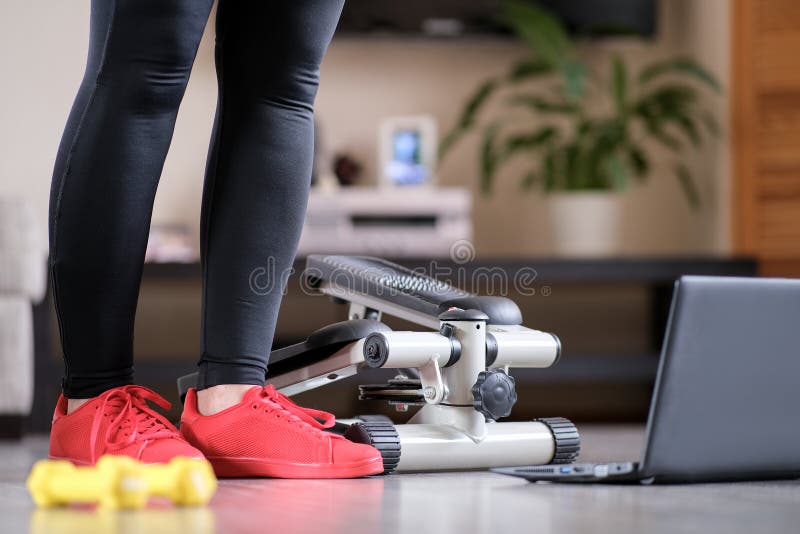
[2,426,799,534]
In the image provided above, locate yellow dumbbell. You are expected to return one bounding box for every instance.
[138,456,217,506]
[27,455,148,509]
[26,455,217,509]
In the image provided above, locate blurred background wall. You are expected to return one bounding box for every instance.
[0,0,729,257]
[0,0,759,430]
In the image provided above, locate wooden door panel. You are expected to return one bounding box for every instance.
[734,0,800,276]
[760,172,800,198]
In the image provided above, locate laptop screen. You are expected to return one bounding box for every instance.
[639,276,800,482]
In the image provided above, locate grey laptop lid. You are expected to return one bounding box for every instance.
[640,276,800,482]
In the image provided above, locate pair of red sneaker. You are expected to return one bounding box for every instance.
[49,384,384,478]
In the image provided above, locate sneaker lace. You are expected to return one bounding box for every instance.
[89,385,178,462]
[260,385,336,431]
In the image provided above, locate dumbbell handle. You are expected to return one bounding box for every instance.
[139,459,217,506]
[43,470,117,504]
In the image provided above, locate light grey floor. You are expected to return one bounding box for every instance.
[2,426,800,534]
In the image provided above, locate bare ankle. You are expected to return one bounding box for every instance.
[196,384,258,416]
[66,398,91,415]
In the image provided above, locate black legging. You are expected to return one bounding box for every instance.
[49,0,344,398]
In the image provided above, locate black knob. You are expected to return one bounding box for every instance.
[471,370,517,421]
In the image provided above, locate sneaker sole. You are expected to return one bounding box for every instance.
[206,455,385,479]
[48,454,204,466]
[48,455,94,466]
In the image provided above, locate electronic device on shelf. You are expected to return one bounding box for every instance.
[297,186,471,258]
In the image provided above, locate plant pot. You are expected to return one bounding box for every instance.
[547,191,621,257]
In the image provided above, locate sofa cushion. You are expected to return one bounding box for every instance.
[0,198,47,301]
[0,297,33,415]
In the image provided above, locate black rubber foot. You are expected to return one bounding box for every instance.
[0,415,25,439]
[534,417,581,464]
[344,420,401,474]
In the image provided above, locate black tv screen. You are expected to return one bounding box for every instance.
[337,0,657,38]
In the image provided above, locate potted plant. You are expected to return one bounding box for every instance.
[439,0,722,256]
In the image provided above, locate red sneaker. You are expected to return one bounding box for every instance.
[50,385,204,465]
[180,385,384,478]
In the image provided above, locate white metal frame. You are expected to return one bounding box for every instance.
[266,280,564,471]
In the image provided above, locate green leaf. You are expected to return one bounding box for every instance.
[566,119,623,191]
[479,122,502,193]
[564,142,581,188]
[635,85,698,113]
[675,163,701,209]
[508,58,554,82]
[439,78,499,160]
[543,151,558,192]
[639,57,722,93]
[561,59,588,100]
[645,120,682,150]
[641,96,702,147]
[627,145,649,180]
[507,94,578,114]
[674,113,701,147]
[461,79,500,128]
[594,119,627,151]
[577,119,593,137]
[611,55,628,116]
[502,0,573,66]
[437,131,461,163]
[634,83,717,150]
[502,127,558,157]
[635,104,683,151]
[605,153,629,190]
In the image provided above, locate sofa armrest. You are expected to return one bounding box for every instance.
[0,197,47,302]
[0,297,34,415]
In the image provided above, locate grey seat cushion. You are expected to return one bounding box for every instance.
[0,197,46,417]
[0,198,47,301]
[0,297,33,414]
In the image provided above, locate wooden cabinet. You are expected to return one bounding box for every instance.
[733,0,800,276]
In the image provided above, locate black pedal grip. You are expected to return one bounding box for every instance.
[535,417,580,464]
[344,420,401,474]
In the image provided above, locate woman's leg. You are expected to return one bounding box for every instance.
[195,0,345,393]
[178,1,384,478]
[49,0,214,400]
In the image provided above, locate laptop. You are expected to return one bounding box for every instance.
[493,276,800,484]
